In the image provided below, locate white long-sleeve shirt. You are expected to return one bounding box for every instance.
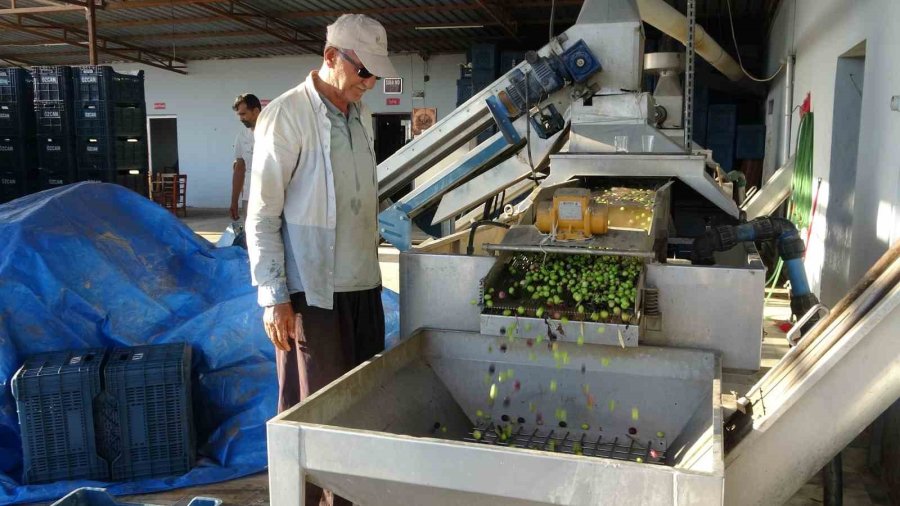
[245,72,378,309]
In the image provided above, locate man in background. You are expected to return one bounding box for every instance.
[229,93,261,221]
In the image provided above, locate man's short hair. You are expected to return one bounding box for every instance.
[233,93,261,111]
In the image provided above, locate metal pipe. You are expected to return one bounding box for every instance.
[823,453,843,506]
[780,54,795,164]
[635,0,744,81]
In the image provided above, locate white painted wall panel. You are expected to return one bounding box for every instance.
[764,0,900,304]
[115,53,465,208]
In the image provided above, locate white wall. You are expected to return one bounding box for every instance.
[115,52,465,208]
[764,0,900,305]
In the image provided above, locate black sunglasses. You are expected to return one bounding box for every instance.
[337,49,380,80]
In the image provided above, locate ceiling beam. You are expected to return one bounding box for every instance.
[0,53,40,66]
[117,28,257,41]
[191,1,321,53]
[105,0,222,9]
[94,0,580,28]
[0,4,86,15]
[98,14,228,27]
[0,17,187,73]
[471,0,518,38]
[24,13,187,63]
[279,3,482,20]
[10,33,506,58]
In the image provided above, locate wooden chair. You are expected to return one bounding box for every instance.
[152,173,187,217]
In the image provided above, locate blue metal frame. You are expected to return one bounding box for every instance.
[485,95,520,145]
[379,113,524,251]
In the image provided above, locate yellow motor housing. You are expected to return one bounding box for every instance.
[535,188,609,240]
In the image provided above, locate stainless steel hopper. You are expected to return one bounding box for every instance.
[268,329,723,505]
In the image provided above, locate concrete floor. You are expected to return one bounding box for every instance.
[43,210,891,505]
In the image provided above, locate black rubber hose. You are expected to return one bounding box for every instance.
[466,220,510,256]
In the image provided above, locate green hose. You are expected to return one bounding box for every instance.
[765,112,814,301]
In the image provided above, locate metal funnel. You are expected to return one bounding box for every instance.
[269,329,723,505]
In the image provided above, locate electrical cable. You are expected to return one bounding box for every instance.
[725,0,784,82]
[549,0,556,42]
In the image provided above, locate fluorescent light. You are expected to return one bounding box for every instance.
[128,170,140,175]
[414,24,483,30]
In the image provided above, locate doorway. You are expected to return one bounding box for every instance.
[820,40,866,306]
[373,113,410,164]
[374,113,412,202]
[148,116,179,174]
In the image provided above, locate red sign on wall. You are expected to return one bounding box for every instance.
[153,102,166,110]
[386,98,401,106]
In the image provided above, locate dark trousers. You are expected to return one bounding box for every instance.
[276,286,385,506]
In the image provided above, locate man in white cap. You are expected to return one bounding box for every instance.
[245,14,397,505]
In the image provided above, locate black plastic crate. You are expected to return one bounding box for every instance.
[36,168,76,191]
[0,136,37,202]
[115,137,147,171]
[0,67,36,137]
[75,135,113,172]
[35,101,74,136]
[11,348,110,484]
[73,66,145,105]
[76,168,113,183]
[115,170,149,197]
[74,101,146,138]
[77,169,147,196]
[0,135,37,173]
[76,135,147,173]
[37,135,76,174]
[0,170,28,203]
[32,66,73,103]
[114,104,146,137]
[99,343,194,481]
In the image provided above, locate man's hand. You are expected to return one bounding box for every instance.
[263,302,301,352]
[229,202,240,221]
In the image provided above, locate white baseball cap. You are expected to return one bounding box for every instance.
[326,14,398,79]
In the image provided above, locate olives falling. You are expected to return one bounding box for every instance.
[485,253,641,325]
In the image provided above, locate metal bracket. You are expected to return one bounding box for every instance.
[378,127,524,251]
[486,95,520,144]
[378,204,414,252]
[786,303,830,346]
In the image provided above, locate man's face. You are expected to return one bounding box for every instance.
[328,48,378,103]
[236,102,260,128]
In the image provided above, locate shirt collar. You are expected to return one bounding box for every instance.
[307,70,359,119]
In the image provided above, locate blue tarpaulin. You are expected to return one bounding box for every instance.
[0,183,399,505]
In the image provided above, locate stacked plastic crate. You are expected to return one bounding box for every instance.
[99,344,195,480]
[72,66,148,195]
[0,68,37,203]
[11,349,109,483]
[32,66,77,194]
[11,343,195,484]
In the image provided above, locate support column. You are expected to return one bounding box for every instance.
[86,0,97,65]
